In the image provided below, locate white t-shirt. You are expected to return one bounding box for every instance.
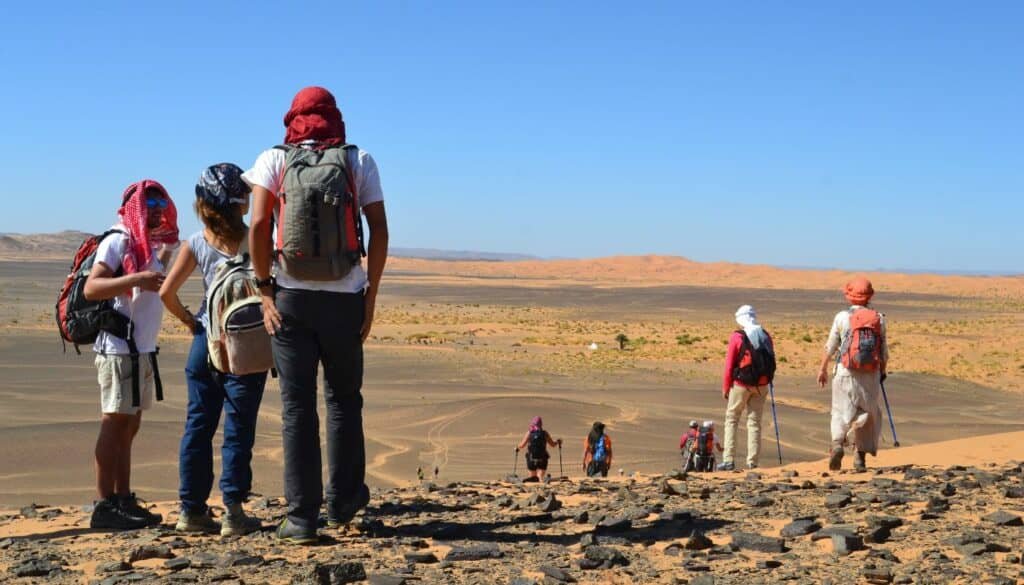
[824,305,890,376]
[242,144,384,293]
[92,230,166,355]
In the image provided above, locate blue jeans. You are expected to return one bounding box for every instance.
[179,325,267,514]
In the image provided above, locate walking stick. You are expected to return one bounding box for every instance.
[513,448,519,477]
[558,443,564,478]
[880,380,900,447]
[768,383,783,465]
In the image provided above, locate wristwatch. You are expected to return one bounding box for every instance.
[252,276,276,289]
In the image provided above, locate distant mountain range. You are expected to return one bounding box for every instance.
[0,231,538,262]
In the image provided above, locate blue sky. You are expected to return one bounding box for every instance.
[2,1,1021,272]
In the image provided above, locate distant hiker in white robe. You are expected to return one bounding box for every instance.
[817,277,889,472]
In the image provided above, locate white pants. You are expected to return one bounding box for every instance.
[830,370,883,455]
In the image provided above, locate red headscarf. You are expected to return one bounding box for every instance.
[283,86,346,148]
[117,179,179,274]
[844,277,875,306]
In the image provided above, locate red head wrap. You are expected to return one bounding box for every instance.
[283,86,346,148]
[117,179,179,274]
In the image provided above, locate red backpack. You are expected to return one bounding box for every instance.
[840,308,883,371]
[55,229,132,352]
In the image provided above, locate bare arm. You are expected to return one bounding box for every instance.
[546,432,561,447]
[159,241,199,333]
[360,201,389,341]
[517,432,530,450]
[84,263,162,301]
[250,185,282,334]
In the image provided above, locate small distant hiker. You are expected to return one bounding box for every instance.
[84,180,178,529]
[516,416,562,482]
[717,305,776,471]
[817,277,888,472]
[582,421,613,477]
[693,421,724,472]
[159,164,268,536]
[679,420,699,471]
[247,86,389,544]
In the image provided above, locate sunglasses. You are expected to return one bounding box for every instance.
[146,198,169,209]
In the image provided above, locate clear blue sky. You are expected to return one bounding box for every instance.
[2,1,1021,272]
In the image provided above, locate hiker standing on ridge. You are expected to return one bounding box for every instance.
[159,164,268,536]
[717,305,776,471]
[516,416,562,482]
[84,180,178,529]
[817,277,888,472]
[246,86,389,544]
[582,422,612,477]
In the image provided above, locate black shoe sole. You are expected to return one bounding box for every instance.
[327,486,371,527]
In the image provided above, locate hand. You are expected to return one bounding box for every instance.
[261,291,282,335]
[817,369,829,388]
[184,313,199,335]
[360,292,376,342]
[880,371,887,383]
[515,447,519,453]
[722,390,730,401]
[134,270,165,292]
[557,438,563,447]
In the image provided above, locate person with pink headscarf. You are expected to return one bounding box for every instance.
[816,277,889,472]
[83,180,179,530]
[516,416,562,482]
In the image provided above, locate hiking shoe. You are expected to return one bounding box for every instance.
[221,503,261,537]
[120,493,162,526]
[747,463,758,470]
[326,484,371,528]
[828,448,844,471]
[175,508,220,534]
[90,497,150,531]
[276,518,318,545]
[853,451,867,473]
[716,461,735,471]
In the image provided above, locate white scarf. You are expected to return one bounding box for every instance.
[735,305,768,349]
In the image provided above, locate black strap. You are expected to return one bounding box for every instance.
[126,336,141,408]
[150,347,163,402]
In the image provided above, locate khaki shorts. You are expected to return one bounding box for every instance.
[95,353,155,414]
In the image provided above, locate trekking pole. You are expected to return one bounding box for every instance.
[558,443,564,478]
[768,383,783,465]
[513,448,519,477]
[880,380,900,447]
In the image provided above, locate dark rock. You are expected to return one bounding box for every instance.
[956,542,990,557]
[579,533,596,548]
[866,515,903,529]
[219,552,263,567]
[746,472,763,481]
[800,480,817,489]
[660,479,683,496]
[302,561,367,584]
[780,519,821,537]
[573,510,589,524]
[19,504,39,518]
[1004,487,1024,499]
[0,538,12,550]
[129,544,175,563]
[825,493,852,509]
[11,559,59,578]
[756,559,782,569]
[698,486,711,499]
[580,546,629,569]
[939,482,956,496]
[782,470,798,478]
[367,576,407,585]
[658,509,693,523]
[189,552,221,568]
[832,533,864,555]
[984,511,1023,526]
[596,516,631,533]
[729,531,786,553]
[690,575,715,585]
[445,544,503,561]
[663,542,684,556]
[539,565,576,582]
[508,579,537,585]
[403,552,438,564]
[903,468,926,480]
[685,531,714,550]
[165,558,192,572]
[539,494,561,513]
[867,549,900,563]
[863,525,891,544]
[745,495,773,508]
[98,561,132,573]
[863,568,893,584]
[925,497,950,513]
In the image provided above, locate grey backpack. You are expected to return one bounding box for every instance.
[206,246,274,375]
[274,144,364,280]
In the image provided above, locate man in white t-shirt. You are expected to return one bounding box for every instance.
[84,179,179,530]
[245,87,389,544]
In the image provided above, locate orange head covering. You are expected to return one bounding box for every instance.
[844,277,874,306]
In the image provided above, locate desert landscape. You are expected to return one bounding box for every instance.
[1,233,1023,583]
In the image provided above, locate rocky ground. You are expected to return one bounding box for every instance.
[2,462,1024,584]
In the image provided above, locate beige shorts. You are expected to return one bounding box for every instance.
[95,353,155,414]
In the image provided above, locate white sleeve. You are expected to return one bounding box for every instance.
[355,151,384,208]
[824,312,844,356]
[95,232,127,273]
[242,149,286,195]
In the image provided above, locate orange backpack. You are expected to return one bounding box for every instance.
[840,308,883,371]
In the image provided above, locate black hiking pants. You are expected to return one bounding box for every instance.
[272,288,365,529]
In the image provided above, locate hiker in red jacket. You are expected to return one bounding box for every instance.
[717,305,776,471]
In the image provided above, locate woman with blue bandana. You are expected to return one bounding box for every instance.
[159,164,268,536]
